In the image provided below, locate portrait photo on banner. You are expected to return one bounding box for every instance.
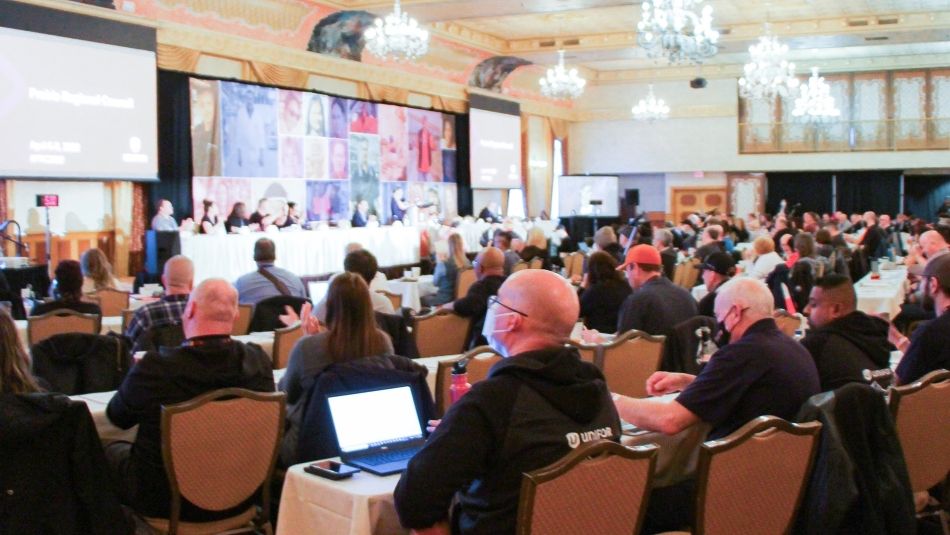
[350,132,381,216]
[191,177,253,222]
[190,79,220,177]
[378,104,408,181]
[408,109,443,182]
[220,81,278,178]
[441,115,457,183]
[306,180,350,222]
[349,100,378,135]
[328,97,350,139]
[305,94,328,137]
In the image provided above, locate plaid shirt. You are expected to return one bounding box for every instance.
[125,293,189,344]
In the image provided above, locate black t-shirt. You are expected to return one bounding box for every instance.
[676,318,820,439]
[579,279,632,333]
[896,310,950,384]
[225,215,249,233]
[249,211,265,225]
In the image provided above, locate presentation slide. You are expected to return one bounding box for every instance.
[557,175,620,217]
[0,27,158,180]
[469,108,521,189]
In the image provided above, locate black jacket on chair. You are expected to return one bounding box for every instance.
[131,322,185,354]
[247,295,310,333]
[375,310,419,359]
[30,333,132,395]
[794,383,916,535]
[0,393,132,535]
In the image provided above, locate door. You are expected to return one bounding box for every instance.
[671,188,727,224]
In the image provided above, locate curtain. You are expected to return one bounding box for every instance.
[904,175,950,221]
[766,172,834,215]
[454,114,472,216]
[834,171,901,216]
[149,70,195,225]
[108,182,134,276]
[130,183,147,275]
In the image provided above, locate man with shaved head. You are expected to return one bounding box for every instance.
[441,246,507,349]
[802,274,893,391]
[106,279,274,522]
[125,255,195,346]
[396,270,620,534]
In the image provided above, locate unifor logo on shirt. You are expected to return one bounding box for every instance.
[565,427,613,449]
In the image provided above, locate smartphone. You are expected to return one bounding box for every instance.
[304,460,361,480]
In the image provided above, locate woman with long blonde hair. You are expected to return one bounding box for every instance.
[0,308,41,394]
[425,233,470,306]
[80,248,120,293]
[520,227,551,269]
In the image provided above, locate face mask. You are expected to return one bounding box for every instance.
[481,306,514,357]
[714,307,736,346]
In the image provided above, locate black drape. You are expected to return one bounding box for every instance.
[149,70,194,222]
[766,172,833,215]
[904,175,950,221]
[455,114,472,217]
[834,171,901,216]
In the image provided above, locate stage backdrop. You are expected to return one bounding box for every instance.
[189,77,458,224]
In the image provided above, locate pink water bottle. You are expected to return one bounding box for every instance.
[449,360,471,404]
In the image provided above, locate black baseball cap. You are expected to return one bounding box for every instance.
[700,252,736,276]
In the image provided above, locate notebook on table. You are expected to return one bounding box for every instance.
[326,384,425,476]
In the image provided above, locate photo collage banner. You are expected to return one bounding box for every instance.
[189,78,458,225]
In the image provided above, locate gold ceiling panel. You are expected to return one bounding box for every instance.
[156,0,313,32]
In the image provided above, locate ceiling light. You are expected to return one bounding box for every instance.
[637,0,720,65]
[792,67,841,123]
[539,50,587,100]
[364,0,429,62]
[632,84,670,122]
[738,25,799,100]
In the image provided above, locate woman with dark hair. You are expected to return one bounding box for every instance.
[278,272,394,462]
[199,199,222,234]
[225,202,250,233]
[32,260,101,316]
[0,308,41,393]
[578,251,632,333]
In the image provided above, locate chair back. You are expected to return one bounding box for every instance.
[30,333,132,395]
[27,309,101,346]
[247,295,309,333]
[673,258,700,288]
[566,339,598,365]
[888,369,950,494]
[599,331,666,399]
[232,304,253,336]
[773,309,803,338]
[377,290,402,311]
[512,261,528,273]
[517,440,658,535]
[272,323,304,369]
[160,388,285,535]
[133,323,185,354]
[434,346,502,417]
[455,267,476,300]
[413,310,470,358]
[120,309,136,336]
[529,257,544,270]
[694,416,821,535]
[566,252,585,279]
[667,316,717,374]
[91,289,130,317]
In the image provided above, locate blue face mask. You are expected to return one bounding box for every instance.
[481,306,514,357]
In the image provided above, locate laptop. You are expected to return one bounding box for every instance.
[326,384,426,476]
[308,281,329,304]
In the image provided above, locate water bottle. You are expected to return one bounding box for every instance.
[21,285,34,317]
[449,360,471,404]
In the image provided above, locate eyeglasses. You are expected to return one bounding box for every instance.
[488,295,528,317]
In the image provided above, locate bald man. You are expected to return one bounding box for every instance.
[441,246,507,349]
[125,255,195,345]
[106,279,274,522]
[801,274,893,391]
[395,270,620,534]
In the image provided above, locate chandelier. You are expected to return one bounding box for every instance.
[631,84,670,122]
[792,67,841,123]
[364,0,429,62]
[539,50,587,100]
[738,26,799,100]
[637,0,720,65]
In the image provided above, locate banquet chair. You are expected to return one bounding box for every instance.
[566,252,585,280]
[232,304,253,336]
[664,416,821,535]
[566,339,599,365]
[27,309,101,346]
[272,322,305,370]
[529,258,544,270]
[599,331,666,399]
[516,439,658,535]
[434,346,502,417]
[413,309,470,358]
[673,258,701,289]
[90,288,130,317]
[377,289,403,311]
[31,333,132,395]
[120,308,136,336]
[456,267,476,300]
[512,261,528,273]
[148,388,285,535]
[773,309,804,338]
[248,295,309,333]
[888,370,950,531]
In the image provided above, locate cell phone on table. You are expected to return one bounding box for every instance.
[304,460,361,480]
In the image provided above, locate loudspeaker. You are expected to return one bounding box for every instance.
[624,189,640,206]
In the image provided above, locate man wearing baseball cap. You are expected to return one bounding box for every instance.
[698,252,736,318]
[616,244,697,337]
[893,253,950,384]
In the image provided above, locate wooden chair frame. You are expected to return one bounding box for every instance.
[455,267,476,300]
[27,309,102,346]
[232,304,254,336]
[434,345,503,417]
[692,416,822,535]
[159,388,286,535]
[413,309,470,358]
[567,330,665,368]
[516,440,659,535]
[91,288,131,317]
[272,323,304,370]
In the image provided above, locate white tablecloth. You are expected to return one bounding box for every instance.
[180,227,422,284]
[448,220,559,253]
[16,316,123,348]
[383,275,434,312]
[854,266,907,320]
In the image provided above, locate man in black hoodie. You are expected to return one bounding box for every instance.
[105,279,275,522]
[395,270,620,534]
[802,274,893,391]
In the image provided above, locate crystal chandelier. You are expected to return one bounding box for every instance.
[792,67,841,123]
[738,26,799,100]
[364,0,429,62]
[631,84,670,122]
[539,50,587,100]
[637,0,720,65]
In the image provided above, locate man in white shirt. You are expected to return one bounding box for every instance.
[312,249,394,322]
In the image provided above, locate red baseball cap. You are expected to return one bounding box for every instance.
[617,244,662,270]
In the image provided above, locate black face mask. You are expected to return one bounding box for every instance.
[714,321,731,346]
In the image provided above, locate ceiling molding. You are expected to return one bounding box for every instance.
[574,103,735,122]
[429,21,508,53]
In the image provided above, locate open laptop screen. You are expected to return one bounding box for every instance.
[327,385,424,454]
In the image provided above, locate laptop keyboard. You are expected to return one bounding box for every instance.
[359,448,418,466]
